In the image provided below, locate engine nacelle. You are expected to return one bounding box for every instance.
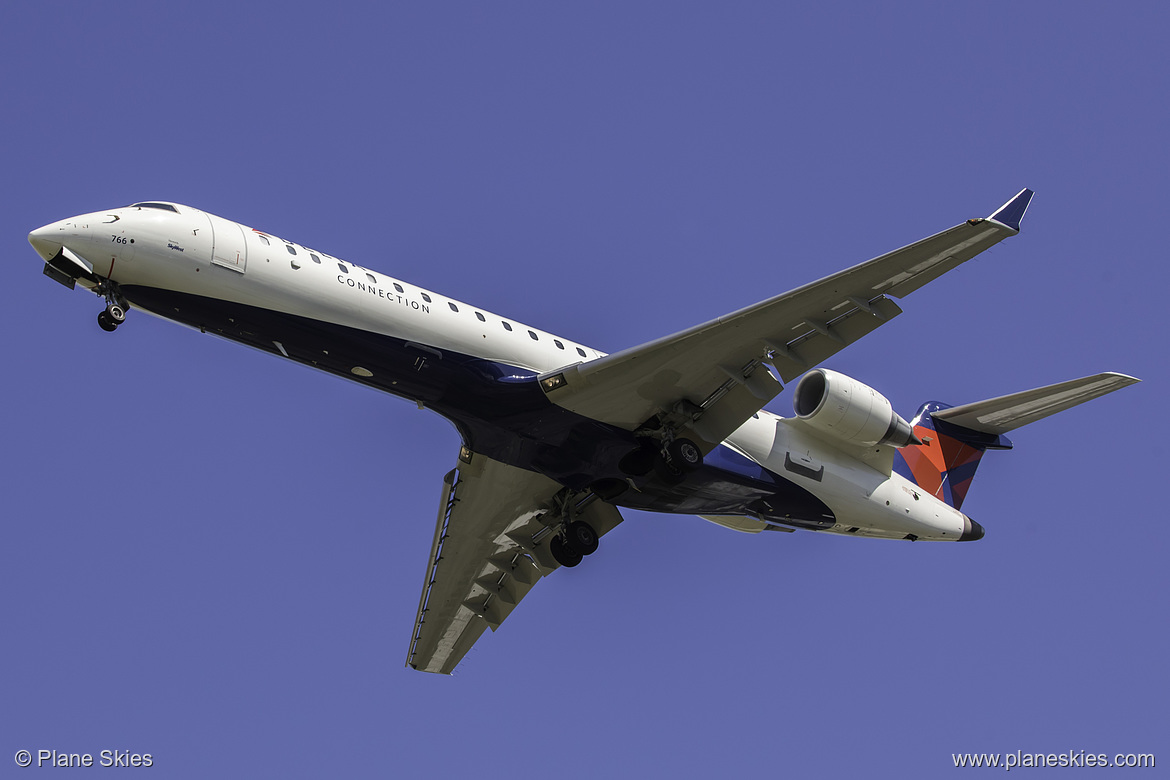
[792,369,918,448]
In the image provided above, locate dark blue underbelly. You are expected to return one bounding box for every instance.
[122,285,834,526]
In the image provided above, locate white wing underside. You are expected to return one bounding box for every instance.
[406,453,623,674]
[540,193,1033,452]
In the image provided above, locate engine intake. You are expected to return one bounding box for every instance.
[793,369,919,448]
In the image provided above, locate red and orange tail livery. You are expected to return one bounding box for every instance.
[894,403,1011,511]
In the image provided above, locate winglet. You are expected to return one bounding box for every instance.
[987,188,1034,232]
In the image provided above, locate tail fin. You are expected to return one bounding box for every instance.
[894,403,1009,510]
[894,373,1139,510]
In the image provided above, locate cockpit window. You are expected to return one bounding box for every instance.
[128,202,178,213]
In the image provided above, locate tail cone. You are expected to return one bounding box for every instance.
[959,515,985,542]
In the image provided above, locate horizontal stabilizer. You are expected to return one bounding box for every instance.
[931,372,1140,435]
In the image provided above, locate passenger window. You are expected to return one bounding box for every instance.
[393,283,404,293]
[448,302,459,312]
[310,253,321,264]
[554,340,564,350]
[286,244,297,255]
[475,312,485,322]
[366,273,376,283]
[576,347,586,357]
[528,330,539,341]
[338,264,348,274]
[421,293,432,303]
[501,321,513,332]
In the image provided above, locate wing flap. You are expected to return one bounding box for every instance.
[767,295,904,383]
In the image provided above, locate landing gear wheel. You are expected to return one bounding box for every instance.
[667,438,703,472]
[550,535,583,568]
[566,520,599,556]
[97,311,118,332]
[106,303,126,324]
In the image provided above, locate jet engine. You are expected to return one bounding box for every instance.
[792,369,919,448]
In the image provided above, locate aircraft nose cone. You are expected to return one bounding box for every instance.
[959,515,985,542]
[29,221,67,260]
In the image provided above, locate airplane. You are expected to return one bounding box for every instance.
[28,189,1139,674]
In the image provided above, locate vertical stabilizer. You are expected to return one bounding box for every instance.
[894,403,1010,511]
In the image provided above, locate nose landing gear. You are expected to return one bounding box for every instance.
[95,283,128,332]
[97,304,125,331]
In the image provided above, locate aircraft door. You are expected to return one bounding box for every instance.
[207,212,248,273]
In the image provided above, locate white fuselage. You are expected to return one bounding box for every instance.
[30,202,972,542]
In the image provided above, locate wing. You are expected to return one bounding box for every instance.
[539,189,1035,451]
[406,451,624,674]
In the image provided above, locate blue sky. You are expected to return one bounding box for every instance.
[3,3,1166,777]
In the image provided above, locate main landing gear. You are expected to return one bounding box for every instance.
[667,437,702,471]
[95,283,128,332]
[652,436,704,485]
[549,520,599,568]
[544,433,705,570]
[618,435,705,484]
[547,492,602,569]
